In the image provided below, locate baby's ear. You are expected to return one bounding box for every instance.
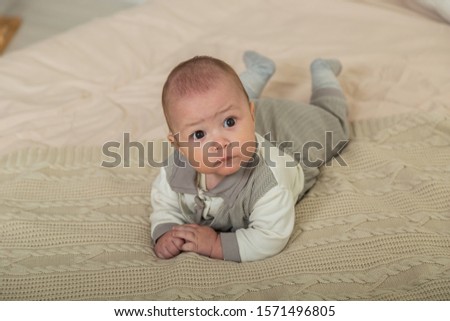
[167,132,178,148]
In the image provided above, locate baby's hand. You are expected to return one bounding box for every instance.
[154,230,185,259]
[172,224,223,259]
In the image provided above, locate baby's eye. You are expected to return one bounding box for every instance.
[192,130,205,140]
[224,117,236,128]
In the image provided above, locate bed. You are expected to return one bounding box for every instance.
[1,0,449,300]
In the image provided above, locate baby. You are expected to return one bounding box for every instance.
[150,51,349,262]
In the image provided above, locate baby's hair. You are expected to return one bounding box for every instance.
[162,56,249,127]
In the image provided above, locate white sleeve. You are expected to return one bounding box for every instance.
[150,167,186,241]
[235,186,295,262]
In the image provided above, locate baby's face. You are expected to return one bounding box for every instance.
[167,77,256,178]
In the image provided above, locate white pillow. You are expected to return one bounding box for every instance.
[408,0,450,23]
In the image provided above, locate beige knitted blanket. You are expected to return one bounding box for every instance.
[1,112,450,300]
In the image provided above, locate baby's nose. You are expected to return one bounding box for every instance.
[208,137,228,151]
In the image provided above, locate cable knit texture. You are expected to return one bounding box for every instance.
[1,112,450,300]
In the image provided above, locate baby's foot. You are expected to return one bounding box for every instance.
[310,58,342,77]
[239,51,276,99]
[243,50,276,78]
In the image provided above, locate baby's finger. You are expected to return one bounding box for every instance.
[166,242,180,256]
[155,246,171,259]
[172,229,197,243]
[171,237,184,250]
[181,241,197,252]
[156,241,178,259]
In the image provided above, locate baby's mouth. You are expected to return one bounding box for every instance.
[212,154,235,167]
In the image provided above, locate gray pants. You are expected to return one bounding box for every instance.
[254,87,349,199]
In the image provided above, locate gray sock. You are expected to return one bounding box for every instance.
[239,50,276,100]
[310,58,343,91]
